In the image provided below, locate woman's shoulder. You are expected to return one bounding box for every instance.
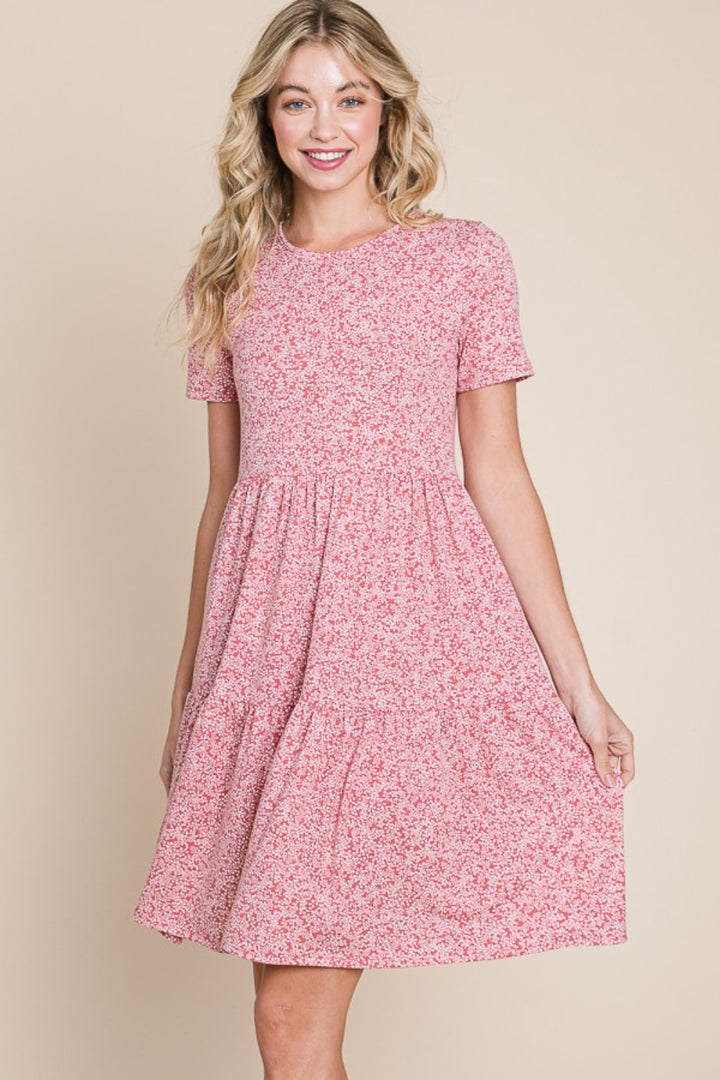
[415,214,507,256]
[427,217,519,284]
[442,215,509,250]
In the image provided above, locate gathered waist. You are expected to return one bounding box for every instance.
[236,464,462,477]
[233,466,464,486]
[236,438,459,482]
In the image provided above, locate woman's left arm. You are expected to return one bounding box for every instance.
[457,380,635,790]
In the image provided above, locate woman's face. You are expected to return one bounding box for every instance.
[266,42,385,195]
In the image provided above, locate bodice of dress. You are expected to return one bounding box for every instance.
[184,215,535,481]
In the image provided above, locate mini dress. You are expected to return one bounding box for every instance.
[132,215,626,968]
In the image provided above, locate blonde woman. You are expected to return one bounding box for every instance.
[134,1,634,1076]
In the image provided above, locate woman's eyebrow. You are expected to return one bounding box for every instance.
[275,79,371,95]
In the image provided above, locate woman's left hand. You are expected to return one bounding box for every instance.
[562,683,635,790]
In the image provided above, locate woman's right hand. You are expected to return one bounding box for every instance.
[159,694,188,795]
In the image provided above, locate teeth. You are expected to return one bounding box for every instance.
[306,151,347,160]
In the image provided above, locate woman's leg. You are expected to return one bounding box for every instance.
[253,960,266,996]
[251,961,363,1080]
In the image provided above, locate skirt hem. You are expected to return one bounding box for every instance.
[132,910,628,970]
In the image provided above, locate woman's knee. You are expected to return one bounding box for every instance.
[254,979,319,1073]
[253,965,362,1070]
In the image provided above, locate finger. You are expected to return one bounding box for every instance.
[592,751,618,788]
[618,749,635,788]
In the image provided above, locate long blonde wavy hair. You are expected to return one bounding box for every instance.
[176,0,446,380]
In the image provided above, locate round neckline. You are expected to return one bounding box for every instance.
[277,217,402,256]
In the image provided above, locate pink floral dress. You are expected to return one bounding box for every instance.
[133,216,626,968]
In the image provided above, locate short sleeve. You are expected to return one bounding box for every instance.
[184,272,238,402]
[456,226,535,392]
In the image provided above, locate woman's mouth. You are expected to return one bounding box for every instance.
[300,149,352,170]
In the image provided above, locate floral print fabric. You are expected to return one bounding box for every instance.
[133,217,626,968]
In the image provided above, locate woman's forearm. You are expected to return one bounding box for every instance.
[464,464,597,706]
[171,487,235,710]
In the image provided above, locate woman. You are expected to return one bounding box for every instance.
[134,1,634,1075]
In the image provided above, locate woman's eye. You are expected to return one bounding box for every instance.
[282,97,364,111]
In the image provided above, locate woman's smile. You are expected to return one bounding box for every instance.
[300,148,352,169]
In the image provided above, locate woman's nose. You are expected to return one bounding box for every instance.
[309,105,343,139]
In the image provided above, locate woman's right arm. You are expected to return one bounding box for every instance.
[160,400,241,793]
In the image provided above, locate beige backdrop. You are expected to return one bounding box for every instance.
[2,1,718,1077]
